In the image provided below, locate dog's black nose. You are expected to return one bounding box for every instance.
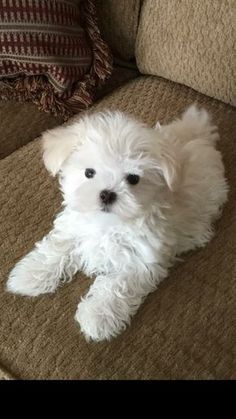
[100,190,117,205]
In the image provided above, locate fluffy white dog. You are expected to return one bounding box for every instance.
[7,105,228,341]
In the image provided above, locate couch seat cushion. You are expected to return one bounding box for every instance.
[0,101,62,159]
[0,76,235,379]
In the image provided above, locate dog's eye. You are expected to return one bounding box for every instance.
[126,174,140,185]
[85,168,96,178]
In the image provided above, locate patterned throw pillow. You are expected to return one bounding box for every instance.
[0,0,113,119]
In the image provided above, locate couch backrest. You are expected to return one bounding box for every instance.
[96,0,141,61]
[135,0,235,105]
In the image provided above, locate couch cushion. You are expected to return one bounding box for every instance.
[96,0,141,61]
[0,101,63,159]
[136,0,235,105]
[0,76,235,379]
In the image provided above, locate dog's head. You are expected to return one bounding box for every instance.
[42,111,179,220]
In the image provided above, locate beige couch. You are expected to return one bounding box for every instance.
[0,0,235,380]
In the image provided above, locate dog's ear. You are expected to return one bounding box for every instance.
[42,122,84,176]
[152,137,181,191]
[157,143,181,191]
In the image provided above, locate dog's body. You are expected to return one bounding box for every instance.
[7,105,228,341]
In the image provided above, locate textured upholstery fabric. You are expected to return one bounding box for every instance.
[0,365,13,380]
[96,0,141,60]
[0,76,235,379]
[0,101,63,159]
[136,0,236,105]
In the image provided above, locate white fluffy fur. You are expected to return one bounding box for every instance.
[7,105,228,341]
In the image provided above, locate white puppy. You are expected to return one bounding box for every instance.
[7,105,228,341]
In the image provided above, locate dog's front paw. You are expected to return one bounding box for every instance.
[7,259,58,297]
[75,297,127,342]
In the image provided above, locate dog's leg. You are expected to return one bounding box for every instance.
[75,265,167,341]
[7,229,78,297]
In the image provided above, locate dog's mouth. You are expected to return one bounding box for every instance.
[101,205,110,213]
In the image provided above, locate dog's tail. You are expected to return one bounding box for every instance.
[179,104,219,144]
[157,104,219,146]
